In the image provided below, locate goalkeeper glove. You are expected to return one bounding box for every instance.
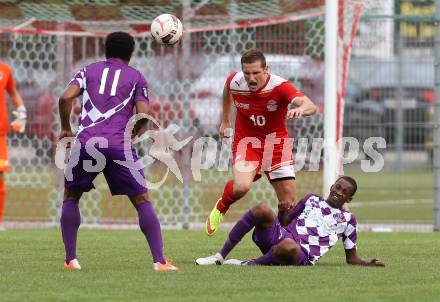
[11,105,27,134]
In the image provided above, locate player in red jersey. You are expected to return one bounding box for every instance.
[0,61,27,231]
[205,49,316,235]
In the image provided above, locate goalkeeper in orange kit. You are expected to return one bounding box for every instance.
[0,61,27,230]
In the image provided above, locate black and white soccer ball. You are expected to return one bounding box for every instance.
[151,14,183,45]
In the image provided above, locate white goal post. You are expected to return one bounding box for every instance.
[324,0,340,197]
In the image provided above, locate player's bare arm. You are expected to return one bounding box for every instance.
[8,87,24,108]
[8,86,27,134]
[287,96,317,119]
[58,85,81,139]
[132,101,150,138]
[219,81,233,138]
[345,248,385,267]
[277,200,293,226]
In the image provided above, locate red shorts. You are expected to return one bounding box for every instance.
[0,135,11,172]
[232,142,295,182]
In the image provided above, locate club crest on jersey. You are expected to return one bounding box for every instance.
[310,199,320,208]
[267,100,277,112]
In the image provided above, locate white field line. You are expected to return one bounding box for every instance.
[3,221,434,232]
[349,199,432,207]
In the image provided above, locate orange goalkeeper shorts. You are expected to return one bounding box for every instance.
[0,135,11,172]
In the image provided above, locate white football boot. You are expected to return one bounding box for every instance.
[195,253,224,265]
[223,259,250,266]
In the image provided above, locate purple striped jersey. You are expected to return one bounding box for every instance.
[286,193,357,265]
[68,58,149,147]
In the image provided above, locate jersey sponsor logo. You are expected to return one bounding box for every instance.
[236,102,249,110]
[234,80,240,87]
[0,71,3,81]
[333,213,346,223]
[267,99,278,112]
[143,87,148,98]
[302,208,312,219]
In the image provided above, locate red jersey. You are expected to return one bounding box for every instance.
[226,71,304,146]
[0,62,15,134]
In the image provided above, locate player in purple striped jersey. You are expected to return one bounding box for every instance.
[58,32,177,271]
[196,176,385,267]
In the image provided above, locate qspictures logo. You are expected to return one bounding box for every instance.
[55,113,386,190]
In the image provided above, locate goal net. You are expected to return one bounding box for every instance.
[0,0,363,228]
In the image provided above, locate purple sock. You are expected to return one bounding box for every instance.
[60,199,81,263]
[247,248,275,266]
[136,201,165,264]
[219,210,257,258]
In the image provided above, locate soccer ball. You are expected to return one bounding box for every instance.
[151,14,183,45]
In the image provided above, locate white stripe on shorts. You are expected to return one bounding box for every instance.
[267,165,295,181]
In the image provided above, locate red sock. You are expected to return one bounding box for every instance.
[0,178,6,223]
[216,180,238,214]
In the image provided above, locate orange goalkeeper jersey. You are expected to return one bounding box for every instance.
[0,62,15,134]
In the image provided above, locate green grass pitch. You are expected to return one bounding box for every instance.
[1,229,439,302]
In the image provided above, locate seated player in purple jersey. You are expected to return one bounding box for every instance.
[196,176,385,267]
[58,32,177,271]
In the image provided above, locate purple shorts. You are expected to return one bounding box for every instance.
[252,219,310,266]
[64,145,148,196]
